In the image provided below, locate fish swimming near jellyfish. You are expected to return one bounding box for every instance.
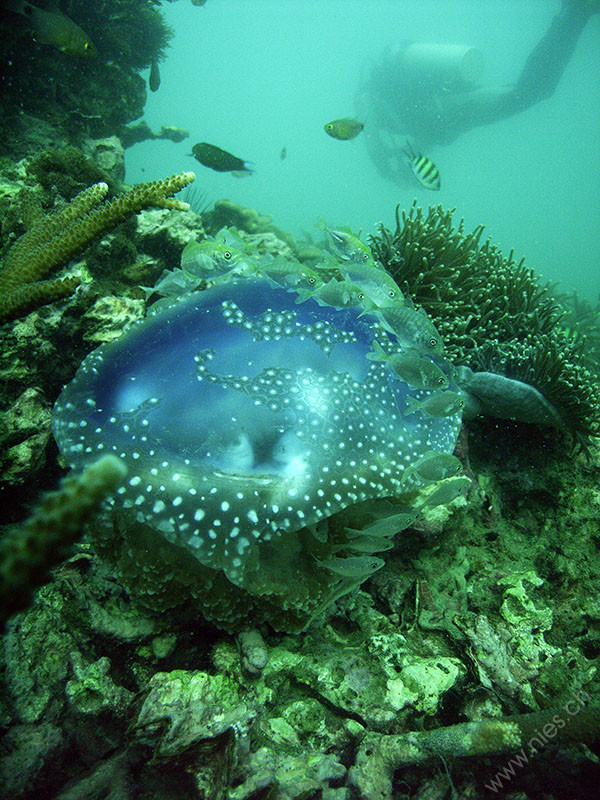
[400,451,462,490]
[317,220,374,266]
[191,142,253,174]
[402,141,441,191]
[52,258,464,629]
[339,262,404,308]
[295,278,368,310]
[374,304,444,356]
[404,391,465,418]
[4,0,97,57]
[318,555,385,578]
[180,239,249,279]
[324,117,364,140]
[368,340,449,390]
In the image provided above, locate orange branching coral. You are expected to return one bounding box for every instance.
[0,171,196,321]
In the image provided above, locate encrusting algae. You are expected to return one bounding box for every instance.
[0,171,196,321]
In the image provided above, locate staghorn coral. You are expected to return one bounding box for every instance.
[369,202,600,444]
[0,171,196,321]
[0,454,127,626]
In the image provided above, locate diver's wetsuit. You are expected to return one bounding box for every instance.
[455,0,596,129]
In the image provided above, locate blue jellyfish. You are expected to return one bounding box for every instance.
[53,275,462,613]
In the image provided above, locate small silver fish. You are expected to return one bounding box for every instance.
[345,511,417,538]
[296,278,368,309]
[375,305,444,355]
[421,476,471,508]
[339,264,404,308]
[258,256,322,290]
[405,391,465,418]
[368,341,449,390]
[401,451,462,490]
[344,536,396,554]
[318,555,385,577]
[318,220,374,265]
[181,239,248,278]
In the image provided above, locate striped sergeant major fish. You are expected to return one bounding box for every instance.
[402,141,441,191]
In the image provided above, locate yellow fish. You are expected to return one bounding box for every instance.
[6,0,97,57]
[324,117,364,141]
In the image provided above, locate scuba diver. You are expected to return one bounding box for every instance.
[357,0,599,184]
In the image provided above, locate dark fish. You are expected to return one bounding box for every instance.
[280,146,287,160]
[149,60,160,92]
[402,141,441,190]
[191,142,253,174]
[324,117,364,141]
[5,0,97,57]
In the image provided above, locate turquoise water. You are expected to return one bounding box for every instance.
[126,0,600,302]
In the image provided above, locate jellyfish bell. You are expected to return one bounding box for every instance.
[53,275,464,628]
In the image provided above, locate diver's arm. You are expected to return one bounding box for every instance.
[433,2,595,140]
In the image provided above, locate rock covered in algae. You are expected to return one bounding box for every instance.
[53,274,463,629]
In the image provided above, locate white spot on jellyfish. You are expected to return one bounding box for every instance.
[237,537,250,554]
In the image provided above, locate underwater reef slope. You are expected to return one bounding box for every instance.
[369,202,600,446]
[1,182,599,799]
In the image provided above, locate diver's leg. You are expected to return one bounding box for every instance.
[509,1,596,111]
[437,0,596,135]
